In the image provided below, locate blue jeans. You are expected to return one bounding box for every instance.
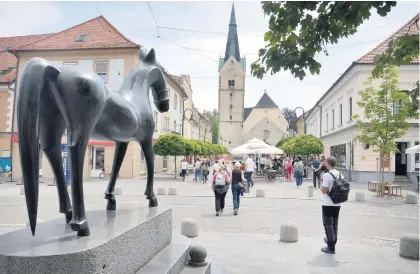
[246,171,253,186]
[294,171,303,186]
[231,184,241,209]
[194,168,201,181]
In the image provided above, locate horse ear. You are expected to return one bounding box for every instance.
[143,48,156,64]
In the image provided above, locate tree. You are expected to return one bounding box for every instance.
[153,134,186,178]
[251,1,409,80]
[282,108,298,132]
[202,109,219,144]
[276,136,293,148]
[281,134,324,156]
[353,64,410,194]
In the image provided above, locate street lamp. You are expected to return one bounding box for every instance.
[295,107,306,134]
[204,124,212,142]
[181,108,194,137]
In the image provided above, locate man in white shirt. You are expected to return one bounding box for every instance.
[212,160,220,175]
[260,156,266,171]
[180,159,188,182]
[320,156,342,254]
[245,155,255,187]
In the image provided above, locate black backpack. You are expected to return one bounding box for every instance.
[327,172,350,204]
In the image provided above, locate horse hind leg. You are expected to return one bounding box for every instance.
[39,84,72,223]
[139,137,157,207]
[104,142,128,210]
[51,72,107,236]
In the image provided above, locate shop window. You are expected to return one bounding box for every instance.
[163,156,168,169]
[330,144,346,167]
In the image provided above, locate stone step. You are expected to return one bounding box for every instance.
[137,233,190,274]
[179,261,211,274]
[0,206,172,274]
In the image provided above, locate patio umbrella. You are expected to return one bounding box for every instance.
[406,145,419,154]
[230,141,284,155]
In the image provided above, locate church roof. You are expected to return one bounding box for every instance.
[243,107,253,121]
[254,92,278,108]
[224,3,241,62]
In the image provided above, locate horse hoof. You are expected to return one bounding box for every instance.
[64,210,72,224]
[148,197,158,207]
[70,220,90,236]
[106,198,116,210]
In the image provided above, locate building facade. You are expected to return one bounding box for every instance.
[305,15,419,185]
[2,15,192,180]
[218,4,246,151]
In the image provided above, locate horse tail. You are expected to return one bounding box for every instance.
[17,58,60,236]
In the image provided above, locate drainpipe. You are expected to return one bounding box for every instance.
[7,50,19,182]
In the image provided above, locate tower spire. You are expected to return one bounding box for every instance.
[224,3,240,62]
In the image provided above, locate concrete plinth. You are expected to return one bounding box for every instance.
[405,194,417,204]
[256,189,265,197]
[181,218,198,238]
[280,221,298,243]
[114,187,122,195]
[399,233,419,260]
[168,186,177,195]
[0,206,172,274]
[355,192,366,202]
[157,187,166,195]
[307,186,314,197]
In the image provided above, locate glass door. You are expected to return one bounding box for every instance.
[91,146,105,177]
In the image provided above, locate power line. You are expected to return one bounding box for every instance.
[158,36,218,63]
[147,1,160,37]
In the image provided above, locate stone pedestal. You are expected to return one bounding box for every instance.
[307,186,314,197]
[0,206,172,274]
[280,221,298,243]
[355,192,366,202]
[256,189,265,197]
[405,193,417,204]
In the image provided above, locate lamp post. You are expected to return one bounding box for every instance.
[181,108,194,137]
[295,107,306,134]
[204,124,212,142]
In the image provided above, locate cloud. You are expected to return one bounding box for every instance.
[0,2,63,36]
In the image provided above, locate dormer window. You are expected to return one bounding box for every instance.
[74,34,88,42]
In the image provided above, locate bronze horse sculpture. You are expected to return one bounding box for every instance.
[17,48,169,237]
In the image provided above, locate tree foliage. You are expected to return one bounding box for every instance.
[251,1,398,80]
[282,108,298,132]
[281,134,324,155]
[154,133,228,157]
[202,109,219,144]
[353,65,410,156]
[276,136,293,148]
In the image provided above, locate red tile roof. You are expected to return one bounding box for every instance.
[0,34,51,83]
[356,14,419,64]
[13,16,138,51]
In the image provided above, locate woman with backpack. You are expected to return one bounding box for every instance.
[293,157,304,187]
[212,167,231,216]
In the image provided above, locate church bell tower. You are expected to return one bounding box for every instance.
[218,3,246,150]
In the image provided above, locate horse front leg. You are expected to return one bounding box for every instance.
[105,142,128,210]
[139,138,157,207]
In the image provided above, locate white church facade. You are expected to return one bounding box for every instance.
[218,4,289,150]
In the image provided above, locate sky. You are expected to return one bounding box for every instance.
[0,1,418,114]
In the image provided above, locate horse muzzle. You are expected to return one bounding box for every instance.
[155,98,170,113]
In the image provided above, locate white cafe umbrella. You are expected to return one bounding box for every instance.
[406,145,419,154]
[230,141,284,155]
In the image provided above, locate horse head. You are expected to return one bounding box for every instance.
[140,47,169,113]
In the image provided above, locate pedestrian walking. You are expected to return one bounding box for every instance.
[180,159,188,182]
[194,159,201,182]
[201,161,209,184]
[311,156,321,188]
[245,155,255,188]
[293,157,304,187]
[285,158,293,180]
[231,162,245,215]
[212,167,230,216]
[320,156,348,254]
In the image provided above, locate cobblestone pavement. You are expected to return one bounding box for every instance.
[0,178,418,273]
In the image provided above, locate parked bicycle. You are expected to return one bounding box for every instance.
[99,166,119,179]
